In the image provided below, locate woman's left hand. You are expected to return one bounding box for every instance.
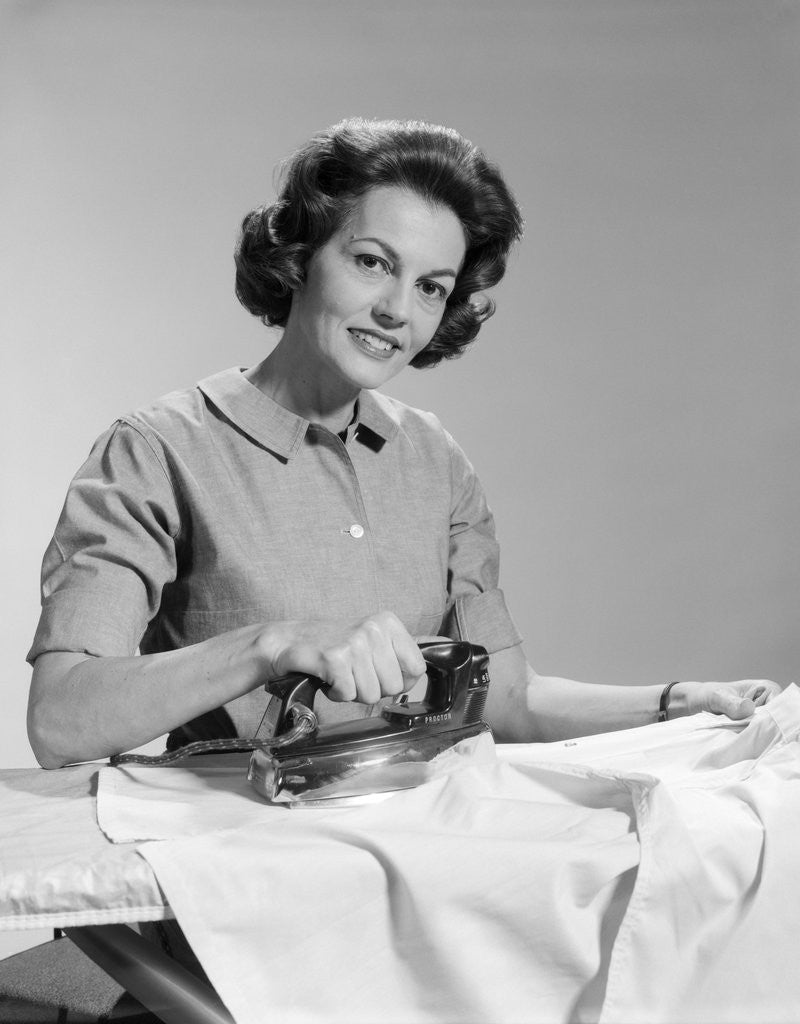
[669,679,785,720]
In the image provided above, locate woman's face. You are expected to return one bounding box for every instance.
[284,185,467,398]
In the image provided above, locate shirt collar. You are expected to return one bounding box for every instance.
[354,388,401,446]
[197,367,399,459]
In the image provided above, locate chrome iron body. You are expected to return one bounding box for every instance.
[248,641,494,806]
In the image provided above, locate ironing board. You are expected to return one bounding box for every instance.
[0,763,234,1024]
[5,696,800,1024]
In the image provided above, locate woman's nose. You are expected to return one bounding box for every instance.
[373,280,410,325]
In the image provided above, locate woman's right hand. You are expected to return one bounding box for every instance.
[261,611,428,705]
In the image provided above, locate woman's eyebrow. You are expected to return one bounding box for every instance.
[350,236,458,278]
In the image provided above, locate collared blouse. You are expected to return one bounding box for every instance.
[29,367,521,737]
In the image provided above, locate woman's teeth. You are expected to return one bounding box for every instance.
[349,329,395,353]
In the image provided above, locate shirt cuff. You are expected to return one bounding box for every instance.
[443,588,523,654]
[27,587,145,663]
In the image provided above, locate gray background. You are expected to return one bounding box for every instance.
[3,0,799,780]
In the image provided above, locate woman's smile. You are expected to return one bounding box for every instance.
[347,327,400,359]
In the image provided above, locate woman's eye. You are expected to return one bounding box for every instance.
[419,280,446,301]
[357,254,388,273]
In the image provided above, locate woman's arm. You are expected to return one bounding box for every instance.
[485,643,783,743]
[28,612,427,769]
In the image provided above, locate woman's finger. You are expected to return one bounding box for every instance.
[360,611,426,694]
[369,641,406,697]
[706,687,755,720]
[389,631,427,688]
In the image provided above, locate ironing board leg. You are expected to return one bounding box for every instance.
[64,924,235,1024]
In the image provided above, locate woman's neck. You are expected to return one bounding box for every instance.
[245,346,358,434]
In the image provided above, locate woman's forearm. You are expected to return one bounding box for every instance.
[28,623,271,768]
[485,644,779,742]
[513,668,664,742]
[485,644,662,742]
[28,611,428,768]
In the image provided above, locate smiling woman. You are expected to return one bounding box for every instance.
[26,117,780,777]
[26,118,525,769]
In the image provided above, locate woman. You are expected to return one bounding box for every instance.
[27,118,780,769]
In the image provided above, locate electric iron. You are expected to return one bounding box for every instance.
[248,640,495,806]
[110,641,495,807]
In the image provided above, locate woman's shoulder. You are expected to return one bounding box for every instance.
[114,367,243,449]
[363,390,449,441]
[365,393,485,505]
[365,390,474,465]
[123,380,209,432]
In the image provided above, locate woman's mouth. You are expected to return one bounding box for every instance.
[348,328,398,360]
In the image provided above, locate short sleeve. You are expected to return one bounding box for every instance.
[27,420,181,663]
[440,433,523,655]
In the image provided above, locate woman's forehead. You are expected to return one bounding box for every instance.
[341,186,466,268]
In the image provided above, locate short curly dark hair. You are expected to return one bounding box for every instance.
[234,118,523,369]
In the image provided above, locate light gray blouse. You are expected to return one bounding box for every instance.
[30,367,521,739]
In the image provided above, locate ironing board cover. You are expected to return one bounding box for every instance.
[0,763,167,930]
